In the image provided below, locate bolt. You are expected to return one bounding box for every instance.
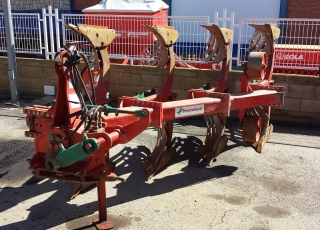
[48,134,54,140]
[85,143,93,151]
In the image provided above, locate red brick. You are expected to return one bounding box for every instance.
[287,0,320,18]
[73,0,101,11]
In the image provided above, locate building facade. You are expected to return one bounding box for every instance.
[0,0,320,18]
[286,0,320,18]
[73,0,100,11]
[0,0,70,10]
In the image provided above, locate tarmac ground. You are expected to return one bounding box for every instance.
[0,98,319,230]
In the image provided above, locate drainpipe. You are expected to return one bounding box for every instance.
[3,0,19,102]
[165,0,172,16]
[70,0,74,11]
[278,0,288,44]
[279,0,288,18]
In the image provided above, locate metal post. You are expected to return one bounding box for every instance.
[48,6,55,60]
[93,180,115,230]
[3,0,19,102]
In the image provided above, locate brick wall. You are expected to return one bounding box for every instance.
[0,57,319,126]
[0,0,70,10]
[73,0,101,11]
[284,0,320,44]
[287,0,320,18]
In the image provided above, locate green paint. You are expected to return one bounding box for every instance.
[50,100,55,107]
[134,110,147,118]
[136,92,145,99]
[86,104,147,118]
[177,108,183,115]
[46,135,100,170]
[200,83,211,90]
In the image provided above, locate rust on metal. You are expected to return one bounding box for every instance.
[247,52,267,81]
[201,24,233,63]
[141,120,176,180]
[197,115,228,166]
[143,24,179,72]
[242,115,262,143]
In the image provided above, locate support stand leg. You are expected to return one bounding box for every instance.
[93,180,115,230]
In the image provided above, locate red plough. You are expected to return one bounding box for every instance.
[23,23,284,229]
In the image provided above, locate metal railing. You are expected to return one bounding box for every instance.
[213,8,239,70]
[2,6,320,73]
[238,18,320,72]
[62,14,209,63]
[0,13,42,54]
[0,6,210,63]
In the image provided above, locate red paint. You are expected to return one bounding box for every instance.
[274,48,320,69]
[84,9,168,56]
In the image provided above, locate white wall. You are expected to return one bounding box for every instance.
[171,0,281,44]
[171,0,281,21]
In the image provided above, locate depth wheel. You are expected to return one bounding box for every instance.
[242,115,262,143]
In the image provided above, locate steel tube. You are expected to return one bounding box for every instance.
[97,180,107,222]
[3,0,19,102]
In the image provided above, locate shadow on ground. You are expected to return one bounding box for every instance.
[0,135,238,230]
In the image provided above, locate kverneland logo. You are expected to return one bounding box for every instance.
[276,52,304,60]
[176,106,203,115]
[175,104,204,118]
